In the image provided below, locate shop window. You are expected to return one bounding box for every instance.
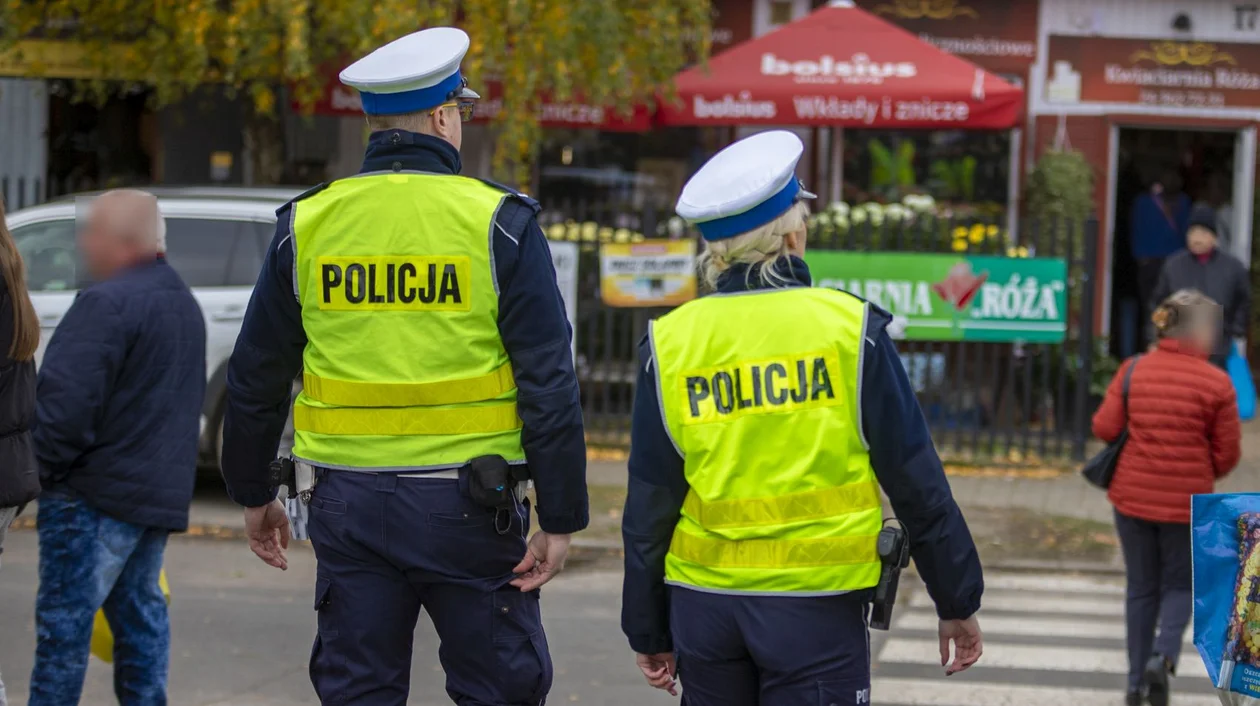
[842,130,1011,217]
[534,128,707,213]
[769,0,793,25]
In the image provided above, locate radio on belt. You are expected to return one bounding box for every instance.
[869,521,911,631]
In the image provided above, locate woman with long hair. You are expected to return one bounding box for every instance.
[0,196,39,706]
[1094,288,1242,706]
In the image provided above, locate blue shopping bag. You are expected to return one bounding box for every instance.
[1193,493,1260,704]
[1227,342,1256,422]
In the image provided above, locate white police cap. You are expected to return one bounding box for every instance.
[676,130,816,242]
[339,27,480,116]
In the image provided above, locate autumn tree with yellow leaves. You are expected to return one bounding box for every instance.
[0,0,711,185]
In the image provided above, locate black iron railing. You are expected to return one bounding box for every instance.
[544,204,1098,461]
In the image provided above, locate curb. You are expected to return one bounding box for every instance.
[980,557,1124,576]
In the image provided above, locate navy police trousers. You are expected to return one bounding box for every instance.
[307,470,552,705]
[671,587,871,706]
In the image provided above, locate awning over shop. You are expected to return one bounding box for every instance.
[658,0,1023,129]
[299,77,651,132]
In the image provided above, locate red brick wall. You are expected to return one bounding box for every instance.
[1030,115,1110,331]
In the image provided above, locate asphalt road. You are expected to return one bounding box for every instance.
[0,529,1222,706]
[0,531,675,706]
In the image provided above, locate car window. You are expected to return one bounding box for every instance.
[11,219,77,292]
[165,218,242,287]
[248,221,276,257]
[227,223,268,286]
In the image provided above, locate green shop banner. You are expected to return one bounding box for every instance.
[805,252,1068,343]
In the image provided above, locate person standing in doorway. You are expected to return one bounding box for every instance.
[1149,205,1250,369]
[1130,169,1191,347]
[29,190,206,706]
[0,197,40,706]
[1192,171,1233,253]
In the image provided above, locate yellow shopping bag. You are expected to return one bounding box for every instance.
[89,570,171,663]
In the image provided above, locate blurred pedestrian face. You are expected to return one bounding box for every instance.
[1190,318,1219,352]
[1182,303,1223,352]
[1187,224,1217,255]
[79,192,158,281]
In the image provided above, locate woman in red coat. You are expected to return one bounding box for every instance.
[1093,288,1242,706]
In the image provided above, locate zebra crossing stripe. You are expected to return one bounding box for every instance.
[870,678,1221,706]
[908,591,1123,616]
[893,611,1196,647]
[979,574,1125,596]
[877,638,1210,679]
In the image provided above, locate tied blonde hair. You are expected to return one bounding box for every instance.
[696,201,810,290]
[1152,288,1219,340]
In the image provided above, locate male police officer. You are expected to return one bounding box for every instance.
[621,132,983,703]
[220,28,588,705]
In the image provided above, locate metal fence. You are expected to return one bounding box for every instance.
[544,203,1100,461]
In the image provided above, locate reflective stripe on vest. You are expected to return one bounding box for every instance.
[669,529,879,569]
[681,480,881,529]
[292,402,522,436]
[290,173,525,470]
[302,362,516,408]
[651,286,881,595]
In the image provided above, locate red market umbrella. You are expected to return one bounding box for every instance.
[658,0,1023,129]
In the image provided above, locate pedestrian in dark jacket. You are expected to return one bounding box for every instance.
[1149,205,1250,368]
[1094,288,1241,706]
[29,189,206,706]
[0,196,40,706]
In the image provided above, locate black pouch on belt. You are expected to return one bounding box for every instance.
[465,455,514,509]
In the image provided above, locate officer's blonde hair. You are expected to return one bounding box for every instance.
[696,200,810,291]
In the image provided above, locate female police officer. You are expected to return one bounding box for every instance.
[620,131,984,703]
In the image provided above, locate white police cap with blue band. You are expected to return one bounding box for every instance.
[339,27,480,116]
[677,130,816,242]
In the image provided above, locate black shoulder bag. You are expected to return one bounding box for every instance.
[1081,356,1140,490]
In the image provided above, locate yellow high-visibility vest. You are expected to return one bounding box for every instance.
[650,286,882,594]
[290,173,525,470]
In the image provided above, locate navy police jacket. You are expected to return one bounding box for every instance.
[220,130,589,535]
[621,256,984,654]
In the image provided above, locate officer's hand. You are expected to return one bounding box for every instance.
[635,652,678,696]
[939,615,983,675]
[244,499,291,571]
[510,531,571,591]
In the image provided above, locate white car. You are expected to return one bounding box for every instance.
[5,186,303,467]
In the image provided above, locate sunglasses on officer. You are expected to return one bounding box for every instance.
[432,100,476,123]
[433,75,478,123]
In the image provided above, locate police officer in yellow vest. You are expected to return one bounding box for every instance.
[220,28,589,705]
[620,131,984,703]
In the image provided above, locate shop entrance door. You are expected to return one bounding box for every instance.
[1106,125,1253,359]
